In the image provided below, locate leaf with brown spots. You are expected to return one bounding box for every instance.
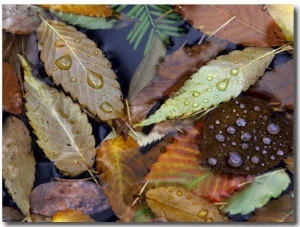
[52,209,96,222]
[30,181,110,217]
[175,5,287,46]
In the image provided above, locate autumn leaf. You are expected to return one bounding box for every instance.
[36,19,125,126]
[96,135,148,219]
[222,169,291,215]
[2,207,25,222]
[20,55,96,176]
[2,116,36,217]
[284,155,294,174]
[52,209,96,222]
[248,193,294,222]
[30,181,110,217]
[175,5,287,46]
[146,186,228,222]
[2,62,23,115]
[2,4,50,34]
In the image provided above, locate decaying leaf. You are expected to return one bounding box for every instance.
[222,169,291,215]
[146,186,228,222]
[52,209,96,222]
[135,47,276,127]
[20,55,96,176]
[30,181,110,217]
[96,135,147,219]
[2,62,23,115]
[175,5,287,46]
[2,4,50,34]
[2,116,36,217]
[36,19,125,126]
[2,206,25,222]
[284,155,294,174]
[248,193,294,222]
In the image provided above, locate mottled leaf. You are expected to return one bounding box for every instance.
[30,181,110,217]
[135,47,276,127]
[20,55,96,176]
[37,19,125,126]
[96,135,147,219]
[52,209,96,222]
[222,169,291,215]
[175,5,287,46]
[2,4,50,34]
[2,206,25,222]
[146,186,228,222]
[2,116,36,217]
[2,62,23,115]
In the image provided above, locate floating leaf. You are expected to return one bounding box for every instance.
[135,47,276,127]
[222,169,291,215]
[267,5,294,42]
[52,209,96,222]
[2,4,50,34]
[2,62,23,115]
[175,5,287,46]
[37,19,125,126]
[2,207,25,222]
[146,186,228,222]
[20,55,96,176]
[2,116,36,217]
[96,135,148,218]
[248,193,294,222]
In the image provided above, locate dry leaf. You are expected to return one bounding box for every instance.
[2,5,50,34]
[30,181,110,217]
[37,19,125,126]
[175,5,287,46]
[146,186,228,222]
[52,209,96,222]
[2,62,23,115]
[96,135,148,219]
[2,206,25,222]
[2,116,36,217]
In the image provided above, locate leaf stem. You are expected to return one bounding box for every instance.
[207,16,236,41]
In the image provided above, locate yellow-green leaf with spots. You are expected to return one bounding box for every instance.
[36,19,125,126]
[135,47,276,127]
[19,55,96,176]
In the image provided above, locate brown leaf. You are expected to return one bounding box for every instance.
[175,5,287,46]
[96,135,148,219]
[249,193,294,222]
[30,181,110,217]
[2,207,25,222]
[129,39,227,124]
[284,155,294,174]
[2,5,50,34]
[52,209,96,222]
[2,62,23,115]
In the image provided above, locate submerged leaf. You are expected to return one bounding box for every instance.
[30,181,110,216]
[222,169,291,215]
[52,209,96,222]
[146,186,228,222]
[135,47,276,127]
[37,19,125,126]
[2,116,36,217]
[20,55,96,176]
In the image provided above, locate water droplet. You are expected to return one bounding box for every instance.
[55,53,72,70]
[53,67,57,71]
[176,190,182,196]
[209,125,214,130]
[230,68,239,75]
[237,80,243,84]
[193,103,199,107]
[248,56,254,60]
[232,141,237,146]
[100,102,113,114]
[55,39,66,48]
[192,91,200,98]
[267,123,280,135]
[263,115,268,121]
[184,101,189,105]
[208,157,217,166]
[270,155,275,160]
[215,120,220,124]
[239,103,245,108]
[168,195,173,200]
[187,195,192,200]
[86,61,90,64]
[262,150,268,155]
[216,78,230,91]
[277,150,284,156]
[94,50,98,55]
[214,95,218,99]
[227,126,236,134]
[203,98,209,103]
[255,146,260,151]
[95,64,99,67]
[71,78,77,82]
[228,152,243,168]
[87,70,104,89]
[241,132,252,141]
[75,38,81,43]
[207,75,213,81]
[197,209,208,219]
[215,133,225,142]
[263,137,271,144]
[253,105,261,111]
[251,155,260,163]
[168,188,172,192]
[206,88,212,92]
[205,218,213,222]
[236,118,246,127]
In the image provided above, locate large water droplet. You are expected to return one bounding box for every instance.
[236,118,246,126]
[227,152,243,168]
[263,137,271,144]
[267,123,280,135]
[87,70,104,89]
[192,91,200,98]
[241,143,249,149]
[230,68,239,75]
[251,155,260,164]
[208,157,217,166]
[207,75,213,81]
[241,132,252,141]
[216,78,230,91]
[227,126,236,134]
[277,150,284,156]
[198,209,208,219]
[215,133,225,142]
[100,102,113,114]
[55,39,66,48]
[176,190,182,196]
[55,53,72,70]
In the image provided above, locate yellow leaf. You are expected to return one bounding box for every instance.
[52,209,96,222]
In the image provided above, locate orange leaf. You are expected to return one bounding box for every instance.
[96,135,148,219]
[175,5,287,46]
[2,62,23,115]
[145,122,254,202]
[52,209,96,222]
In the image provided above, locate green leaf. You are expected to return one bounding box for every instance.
[134,47,276,127]
[222,169,291,215]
